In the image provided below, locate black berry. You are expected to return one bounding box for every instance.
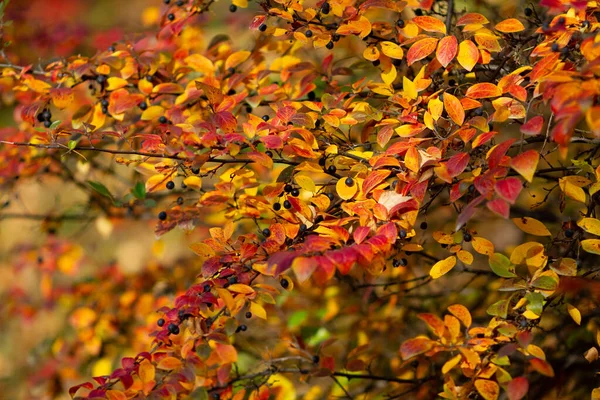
[159,116,168,124]
[157,318,165,327]
[108,46,116,52]
[463,233,472,242]
[332,34,340,42]
[237,324,247,332]
[420,222,428,230]
[245,105,252,113]
[101,99,109,107]
[448,79,456,86]
[315,215,324,223]
[415,8,423,16]
[305,29,313,38]
[372,59,381,67]
[101,106,108,114]
[191,167,200,174]
[168,323,179,334]
[318,157,326,166]
[280,278,290,289]
[397,19,405,28]
[262,115,269,121]
[44,120,52,128]
[473,108,483,116]
[177,197,184,205]
[551,43,559,52]
[139,102,148,110]
[565,229,574,238]
[176,0,184,5]
[321,2,330,14]
[327,165,337,174]
[283,200,292,209]
[228,276,238,285]
[166,181,175,190]
[524,7,533,16]
[345,177,354,186]
[312,355,320,364]
[259,24,267,32]
[284,184,293,193]
[245,311,252,318]
[265,150,273,158]
[291,188,300,197]
[273,202,281,211]
[230,4,237,12]
[325,193,334,201]
[326,41,334,50]
[400,258,408,266]
[167,13,175,21]
[96,75,107,84]
[263,228,271,237]
[204,284,211,292]
[399,229,407,239]
[158,211,167,220]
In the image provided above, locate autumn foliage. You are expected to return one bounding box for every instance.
[2,0,600,399]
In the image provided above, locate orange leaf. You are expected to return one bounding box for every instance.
[521,116,544,136]
[507,377,529,400]
[530,357,554,377]
[436,36,458,67]
[447,304,472,328]
[475,379,499,400]
[139,359,155,384]
[418,313,446,337]
[444,92,465,126]
[215,343,238,364]
[225,51,251,71]
[399,337,434,360]
[157,357,183,370]
[457,40,479,71]
[407,38,439,66]
[362,170,391,195]
[495,18,525,33]
[466,83,502,99]
[457,13,489,26]
[510,150,539,183]
[413,16,447,34]
[250,301,267,319]
[404,146,420,172]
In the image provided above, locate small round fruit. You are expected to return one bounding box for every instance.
[399,258,408,266]
[230,4,237,12]
[397,19,405,28]
[524,7,533,16]
[312,355,320,364]
[238,324,247,332]
[159,116,168,124]
[345,177,354,186]
[168,323,180,334]
[157,318,165,327]
[565,229,574,238]
[96,75,107,84]
[305,29,313,38]
[228,276,238,284]
[158,211,167,220]
[399,229,407,239]
[420,221,428,230]
[415,8,423,16]
[259,24,267,32]
[265,150,273,158]
[326,41,334,50]
[166,181,175,190]
[327,165,337,174]
[284,184,293,193]
[291,188,300,197]
[262,228,271,237]
[245,105,252,113]
[321,2,330,14]
[139,102,148,110]
[191,167,200,174]
[101,99,109,107]
[280,278,290,289]
[167,13,175,21]
[44,120,52,128]
[262,115,269,121]
[245,311,252,318]
[177,197,184,205]
[463,233,472,242]
[372,59,380,67]
[203,284,211,292]
[283,200,292,209]
[273,202,281,211]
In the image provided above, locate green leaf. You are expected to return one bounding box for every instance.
[487,299,509,319]
[525,292,544,315]
[288,310,308,329]
[531,276,558,290]
[88,181,112,199]
[68,140,77,151]
[49,120,61,130]
[489,253,517,278]
[276,164,296,183]
[132,182,146,200]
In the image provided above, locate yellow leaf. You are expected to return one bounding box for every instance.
[578,218,600,236]
[512,217,552,236]
[380,41,403,59]
[189,242,215,258]
[228,284,255,294]
[139,359,155,384]
[92,358,113,377]
[140,105,165,121]
[157,356,183,370]
[429,256,457,279]
[381,65,397,86]
[567,303,581,325]
[582,239,600,255]
[146,174,167,192]
[559,176,587,203]
[225,51,251,71]
[295,175,316,193]
[106,77,129,91]
[336,178,358,200]
[106,390,127,400]
[183,176,202,190]
[457,250,473,265]
[250,301,267,319]
[442,354,462,374]
[403,76,417,100]
[474,379,499,400]
[471,236,494,256]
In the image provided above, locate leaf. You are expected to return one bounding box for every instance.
[474,379,499,400]
[228,284,255,294]
[512,217,552,236]
[446,152,469,177]
[157,357,183,370]
[132,182,146,200]
[530,358,554,377]
[362,170,391,195]
[567,303,582,325]
[578,218,600,236]
[225,51,251,71]
[559,176,587,203]
[407,38,439,66]
[141,106,165,121]
[436,36,458,67]
[336,178,358,200]
[215,343,238,364]
[457,40,479,71]
[404,146,420,172]
[489,253,517,278]
[510,150,539,183]
[448,304,472,328]
[487,299,509,319]
[403,76,417,100]
[487,198,510,218]
[413,16,447,34]
[139,359,155,384]
[292,256,318,283]
[442,354,462,374]
[466,83,502,98]
[521,116,544,136]
[429,256,457,279]
[507,377,529,400]
[380,41,403,59]
[582,239,600,255]
[88,181,113,199]
[444,92,465,126]
[189,243,216,258]
[471,236,494,255]
[457,13,489,26]
[399,337,433,360]
[183,176,203,190]
[495,18,525,33]
[495,177,522,204]
[250,301,267,320]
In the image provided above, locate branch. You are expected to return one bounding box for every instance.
[445,0,454,33]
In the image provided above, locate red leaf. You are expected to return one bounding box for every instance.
[418,313,446,337]
[400,338,434,360]
[507,377,529,400]
[436,36,458,67]
[69,382,94,398]
[456,195,485,231]
[353,226,371,245]
[495,177,522,204]
[510,150,539,183]
[466,83,502,99]
[413,16,447,34]
[362,170,391,195]
[487,139,515,169]
[520,116,544,136]
[407,38,439,66]
[487,198,510,218]
[446,152,470,177]
[444,92,465,126]
[530,357,555,377]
